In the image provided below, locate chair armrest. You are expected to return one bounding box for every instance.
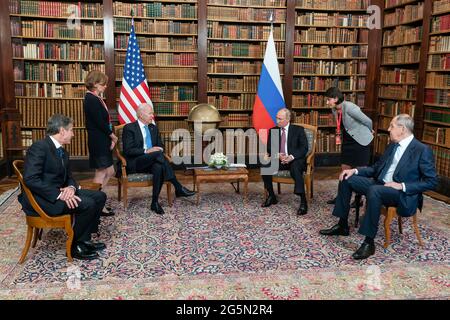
[164,153,173,163]
[305,151,315,175]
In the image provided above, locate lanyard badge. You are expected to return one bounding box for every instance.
[336,109,342,145]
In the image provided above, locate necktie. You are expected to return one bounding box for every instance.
[280,128,286,154]
[144,125,153,149]
[56,147,64,158]
[378,143,400,183]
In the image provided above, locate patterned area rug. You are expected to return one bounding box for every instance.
[0,180,449,299]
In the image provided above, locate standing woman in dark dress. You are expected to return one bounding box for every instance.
[324,87,374,204]
[84,70,118,216]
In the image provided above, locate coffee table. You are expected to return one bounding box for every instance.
[193,167,249,205]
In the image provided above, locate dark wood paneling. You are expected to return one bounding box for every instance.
[103,0,116,120]
[197,0,208,103]
[283,0,295,109]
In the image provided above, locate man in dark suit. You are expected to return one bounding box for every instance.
[261,108,309,215]
[320,114,438,259]
[122,103,195,215]
[18,114,107,260]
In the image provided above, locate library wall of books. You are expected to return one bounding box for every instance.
[0,0,449,191]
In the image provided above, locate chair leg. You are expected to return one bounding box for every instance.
[398,216,403,234]
[167,183,173,207]
[354,194,362,228]
[304,174,311,200]
[117,181,122,201]
[277,183,281,194]
[19,226,33,264]
[65,221,74,262]
[123,183,128,209]
[383,208,394,249]
[31,227,40,248]
[412,214,423,247]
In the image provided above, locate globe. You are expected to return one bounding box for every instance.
[187,103,222,135]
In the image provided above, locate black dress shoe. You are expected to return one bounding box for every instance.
[262,195,278,207]
[175,186,195,197]
[101,208,115,217]
[352,242,375,260]
[151,202,165,215]
[71,243,99,260]
[327,197,336,205]
[297,202,308,215]
[319,224,350,236]
[80,240,106,252]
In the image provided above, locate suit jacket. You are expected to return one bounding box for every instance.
[18,137,79,216]
[267,124,308,164]
[332,100,373,146]
[357,138,438,216]
[122,121,164,173]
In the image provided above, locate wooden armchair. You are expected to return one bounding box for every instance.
[114,124,173,208]
[269,123,317,200]
[382,206,423,249]
[13,160,74,263]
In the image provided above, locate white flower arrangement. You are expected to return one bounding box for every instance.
[208,152,229,169]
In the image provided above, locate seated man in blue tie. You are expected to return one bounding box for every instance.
[122,103,195,215]
[320,114,438,259]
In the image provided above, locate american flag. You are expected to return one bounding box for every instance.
[118,21,153,124]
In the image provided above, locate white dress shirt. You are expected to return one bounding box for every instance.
[383,134,414,184]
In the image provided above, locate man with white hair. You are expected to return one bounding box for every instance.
[122,103,195,215]
[320,114,438,260]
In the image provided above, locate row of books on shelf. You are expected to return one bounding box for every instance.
[115,66,197,82]
[292,92,365,108]
[113,1,197,19]
[379,100,415,117]
[426,72,450,88]
[209,0,286,7]
[17,97,85,127]
[424,108,450,124]
[12,42,104,61]
[15,62,104,83]
[208,60,269,74]
[379,85,417,100]
[10,0,103,18]
[382,26,422,47]
[423,124,450,147]
[15,83,86,98]
[207,22,286,41]
[429,35,450,53]
[293,60,366,75]
[293,77,365,91]
[430,145,450,177]
[12,20,103,40]
[294,45,367,59]
[296,13,368,27]
[424,89,449,105]
[114,19,197,35]
[380,68,418,83]
[116,52,197,67]
[374,133,389,155]
[315,130,341,153]
[220,114,252,127]
[378,116,395,131]
[294,111,336,126]
[207,76,259,92]
[385,0,421,9]
[208,7,285,22]
[115,85,197,101]
[433,0,450,14]
[296,0,368,10]
[157,120,190,132]
[208,42,285,58]
[431,14,450,33]
[154,103,191,116]
[428,53,450,70]
[114,36,197,51]
[295,28,368,43]
[384,3,423,27]
[22,129,89,157]
[381,45,420,64]
[207,94,256,110]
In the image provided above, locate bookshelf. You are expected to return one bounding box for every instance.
[374,0,424,154]
[113,0,198,143]
[8,0,105,158]
[423,0,450,183]
[292,0,370,156]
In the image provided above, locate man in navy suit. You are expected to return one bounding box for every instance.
[19,114,107,260]
[122,103,194,215]
[320,114,438,259]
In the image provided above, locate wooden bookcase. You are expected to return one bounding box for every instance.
[293,0,370,157]
[422,0,450,184]
[8,0,105,158]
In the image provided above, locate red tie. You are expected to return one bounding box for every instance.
[280,128,286,154]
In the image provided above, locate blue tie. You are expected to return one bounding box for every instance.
[378,143,399,182]
[144,125,152,149]
[56,147,64,158]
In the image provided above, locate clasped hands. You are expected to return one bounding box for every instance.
[59,186,81,209]
[339,169,403,190]
[264,153,294,164]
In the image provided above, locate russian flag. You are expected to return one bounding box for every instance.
[252,28,285,144]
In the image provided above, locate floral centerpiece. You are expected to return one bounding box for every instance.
[208,152,229,169]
